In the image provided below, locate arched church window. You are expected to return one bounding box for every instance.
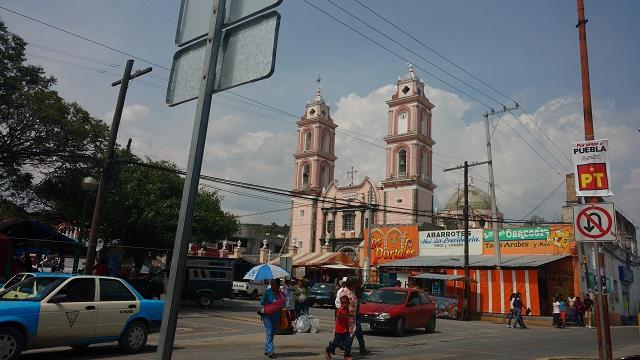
[320,164,329,188]
[321,130,330,152]
[419,151,425,177]
[304,131,312,151]
[397,112,408,134]
[398,149,407,177]
[420,112,427,136]
[302,164,310,189]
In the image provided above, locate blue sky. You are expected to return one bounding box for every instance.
[1,0,639,227]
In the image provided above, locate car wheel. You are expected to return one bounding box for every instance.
[394,317,405,337]
[197,291,214,308]
[0,327,23,360]
[251,290,259,300]
[71,344,89,351]
[425,316,436,333]
[119,321,148,354]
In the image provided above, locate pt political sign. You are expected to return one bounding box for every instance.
[573,203,616,242]
[571,139,613,197]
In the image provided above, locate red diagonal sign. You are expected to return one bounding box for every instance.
[576,206,612,239]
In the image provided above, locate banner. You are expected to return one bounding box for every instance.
[419,229,483,256]
[572,139,613,197]
[363,225,419,266]
[484,227,549,242]
[483,225,574,255]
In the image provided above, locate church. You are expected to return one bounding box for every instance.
[289,65,437,259]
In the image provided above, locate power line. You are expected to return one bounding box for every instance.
[519,180,565,220]
[300,0,495,110]
[324,0,507,108]
[349,0,573,170]
[0,6,172,71]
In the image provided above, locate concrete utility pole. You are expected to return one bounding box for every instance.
[365,188,374,283]
[444,160,489,321]
[576,1,612,359]
[482,105,518,267]
[85,59,151,274]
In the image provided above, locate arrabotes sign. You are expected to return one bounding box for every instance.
[572,139,613,197]
[419,229,483,256]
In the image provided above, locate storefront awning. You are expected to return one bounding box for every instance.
[270,252,357,267]
[379,254,570,268]
[412,273,467,281]
[323,264,358,270]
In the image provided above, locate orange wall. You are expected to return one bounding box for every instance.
[361,225,419,266]
[483,225,574,256]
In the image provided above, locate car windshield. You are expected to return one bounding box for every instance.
[2,273,29,289]
[366,289,407,304]
[0,276,65,301]
[311,283,334,292]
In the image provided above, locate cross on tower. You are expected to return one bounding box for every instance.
[347,166,358,186]
[316,74,322,89]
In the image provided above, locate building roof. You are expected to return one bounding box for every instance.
[444,184,493,211]
[379,254,570,268]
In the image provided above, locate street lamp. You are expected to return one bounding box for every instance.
[73,177,98,273]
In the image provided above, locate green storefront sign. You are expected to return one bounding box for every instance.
[484,227,550,242]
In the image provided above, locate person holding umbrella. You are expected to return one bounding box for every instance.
[244,264,290,359]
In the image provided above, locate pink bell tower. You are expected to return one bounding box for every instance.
[382,64,436,225]
[290,85,337,253]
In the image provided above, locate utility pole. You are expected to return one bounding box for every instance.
[85,59,152,274]
[482,105,518,267]
[444,160,489,321]
[576,0,612,359]
[365,188,374,283]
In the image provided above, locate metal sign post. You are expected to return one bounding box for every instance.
[156,1,226,359]
[158,0,282,358]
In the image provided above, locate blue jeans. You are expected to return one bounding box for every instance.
[263,314,278,353]
[507,309,516,325]
[354,314,365,351]
[326,332,352,357]
[515,309,525,328]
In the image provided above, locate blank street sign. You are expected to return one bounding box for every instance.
[175,0,213,46]
[166,11,280,106]
[166,39,207,106]
[216,11,280,92]
[226,0,282,26]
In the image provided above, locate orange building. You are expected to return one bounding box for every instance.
[379,225,580,317]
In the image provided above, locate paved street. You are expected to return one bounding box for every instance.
[21,299,640,360]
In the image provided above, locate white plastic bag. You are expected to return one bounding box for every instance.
[294,314,311,333]
[309,317,320,333]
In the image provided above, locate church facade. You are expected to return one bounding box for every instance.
[289,66,436,259]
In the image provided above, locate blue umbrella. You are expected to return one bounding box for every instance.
[243,264,290,281]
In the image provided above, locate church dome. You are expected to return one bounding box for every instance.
[444,185,493,211]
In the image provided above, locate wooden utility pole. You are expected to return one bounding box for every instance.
[444,160,489,320]
[576,1,612,359]
[85,60,151,274]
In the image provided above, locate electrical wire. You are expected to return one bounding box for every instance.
[519,180,565,220]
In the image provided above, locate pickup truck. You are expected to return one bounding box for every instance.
[232,280,267,300]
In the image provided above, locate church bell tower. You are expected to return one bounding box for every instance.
[382,65,436,225]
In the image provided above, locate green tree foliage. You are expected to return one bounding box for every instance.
[0,21,108,202]
[0,22,239,265]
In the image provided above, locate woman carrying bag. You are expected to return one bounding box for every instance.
[260,278,285,358]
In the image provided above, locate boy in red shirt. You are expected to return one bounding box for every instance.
[325,295,353,360]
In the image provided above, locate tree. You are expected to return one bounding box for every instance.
[0,21,107,204]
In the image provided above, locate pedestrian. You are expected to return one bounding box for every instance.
[293,279,309,316]
[573,296,585,326]
[552,296,561,328]
[325,295,354,360]
[334,278,348,309]
[567,293,576,307]
[260,278,285,359]
[583,293,594,328]
[512,292,527,329]
[506,293,517,328]
[559,297,567,328]
[352,278,369,356]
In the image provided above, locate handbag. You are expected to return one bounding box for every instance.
[263,291,285,315]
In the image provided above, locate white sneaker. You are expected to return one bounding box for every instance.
[506,324,511,328]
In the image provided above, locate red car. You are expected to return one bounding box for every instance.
[359,287,436,336]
